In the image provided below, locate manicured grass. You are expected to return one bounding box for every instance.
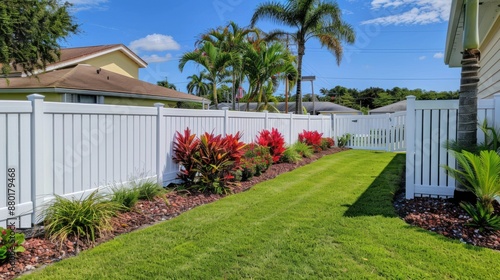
[22,150,500,279]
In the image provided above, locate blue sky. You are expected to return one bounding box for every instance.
[64,0,460,95]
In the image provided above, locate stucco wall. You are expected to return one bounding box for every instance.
[83,51,140,79]
[478,16,500,99]
[0,92,61,101]
[103,96,177,107]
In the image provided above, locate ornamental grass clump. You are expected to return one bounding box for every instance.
[110,185,140,211]
[291,141,314,158]
[134,179,165,201]
[41,190,121,244]
[280,146,302,163]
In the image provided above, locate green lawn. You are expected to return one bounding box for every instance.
[22,150,500,279]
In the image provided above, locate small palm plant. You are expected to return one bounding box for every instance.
[443,150,500,231]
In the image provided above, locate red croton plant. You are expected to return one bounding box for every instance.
[256,128,286,163]
[298,130,323,152]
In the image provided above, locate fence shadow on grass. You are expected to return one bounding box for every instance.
[343,153,406,218]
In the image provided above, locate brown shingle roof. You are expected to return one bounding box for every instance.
[0,64,207,103]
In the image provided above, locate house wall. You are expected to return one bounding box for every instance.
[103,96,177,107]
[83,51,140,79]
[0,92,61,101]
[478,16,500,99]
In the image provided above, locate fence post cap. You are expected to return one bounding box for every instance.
[406,95,416,100]
[154,103,165,108]
[27,94,45,101]
[222,107,229,110]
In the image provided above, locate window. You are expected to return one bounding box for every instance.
[63,93,104,104]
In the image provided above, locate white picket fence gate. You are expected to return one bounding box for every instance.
[0,94,331,228]
[405,94,500,199]
[332,111,406,152]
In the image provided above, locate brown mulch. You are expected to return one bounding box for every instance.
[394,193,500,250]
[0,147,344,280]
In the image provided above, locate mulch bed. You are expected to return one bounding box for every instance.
[0,147,344,280]
[394,193,500,250]
[3,148,499,279]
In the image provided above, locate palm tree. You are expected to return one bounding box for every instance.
[243,41,297,111]
[455,0,481,200]
[197,21,258,110]
[186,71,210,97]
[179,42,232,108]
[157,77,177,90]
[251,0,355,114]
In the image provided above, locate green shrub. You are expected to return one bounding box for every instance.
[41,190,121,244]
[111,186,140,211]
[280,147,302,163]
[0,227,25,264]
[133,180,164,200]
[292,141,314,158]
[460,201,500,232]
[337,133,351,148]
[443,150,500,231]
[320,137,335,150]
[239,144,273,181]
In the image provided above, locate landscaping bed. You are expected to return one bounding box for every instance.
[394,193,500,250]
[0,148,344,280]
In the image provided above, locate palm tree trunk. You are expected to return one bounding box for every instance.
[455,49,480,202]
[213,81,218,109]
[295,43,304,114]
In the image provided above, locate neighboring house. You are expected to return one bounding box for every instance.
[445,0,499,99]
[0,44,209,107]
[369,100,407,115]
[214,102,361,115]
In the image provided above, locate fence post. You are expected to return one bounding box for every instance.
[154,103,165,186]
[263,110,269,130]
[307,113,311,130]
[494,93,500,128]
[222,107,229,136]
[289,113,294,144]
[386,113,392,152]
[406,96,416,199]
[332,114,337,145]
[27,94,45,225]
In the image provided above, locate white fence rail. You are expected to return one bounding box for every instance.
[332,112,405,152]
[0,95,332,228]
[405,94,500,199]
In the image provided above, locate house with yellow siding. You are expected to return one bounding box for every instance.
[0,44,209,107]
[445,0,499,99]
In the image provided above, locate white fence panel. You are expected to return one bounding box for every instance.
[0,101,33,228]
[333,114,398,151]
[0,96,334,228]
[477,95,500,144]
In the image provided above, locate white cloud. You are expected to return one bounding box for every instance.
[66,0,108,12]
[433,52,444,59]
[419,56,427,60]
[142,54,173,63]
[129,34,181,53]
[362,0,451,25]
[343,9,354,15]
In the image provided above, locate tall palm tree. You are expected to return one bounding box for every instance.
[179,42,232,108]
[243,41,297,111]
[251,0,355,114]
[186,71,210,97]
[455,0,481,200]
[197,21,258,109]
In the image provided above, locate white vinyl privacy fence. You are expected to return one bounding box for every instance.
[0,95,331,228]
[405,94,500,199]
[332,111,406,152]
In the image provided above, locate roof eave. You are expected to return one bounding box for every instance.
[0,87,210,104]
[445,0,464,66]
